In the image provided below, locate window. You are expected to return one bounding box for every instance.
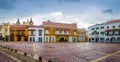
[101,27,104,29]
[62,30,64,34]
[38,37,42,42]
[51,36,55,42]
[92,28,94,30]
[113,26,115,28]
[92,38,94,40]
[39,30,42,36]
[45,30,49,34]
[107,26,109,29]
[45,36,49,42]
[96,27,99,29]
[31,31,34,35]
[66,31,69,34]
[33,37,35,41]
[56,30,59,34]
[30,37,32,41]
[74,32,76,35]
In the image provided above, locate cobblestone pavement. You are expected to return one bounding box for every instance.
[0,52,15,62]
[0,42,120,62]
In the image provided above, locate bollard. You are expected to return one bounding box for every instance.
[48,60,52,62]
[39,57,42,62]
[8,48,10,50]
[24,52,27,56]
[15,49,17,53]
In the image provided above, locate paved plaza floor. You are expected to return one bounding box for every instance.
[0,42,120,62]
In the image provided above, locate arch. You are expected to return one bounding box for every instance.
[117,37,120,41]
[59,37,67,42]
[110,37,116,42]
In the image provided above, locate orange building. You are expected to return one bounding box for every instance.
[10,25,29,41]
[10,18,33,42]
[43,21,78,42]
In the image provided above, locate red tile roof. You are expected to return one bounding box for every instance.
[107,20,120,24]
[10,25,28,30]
[28,25,43,28]
[43,21,77,29]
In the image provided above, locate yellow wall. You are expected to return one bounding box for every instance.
[77,29,88,42]
[44,26,77,42]
[10,27,28,42]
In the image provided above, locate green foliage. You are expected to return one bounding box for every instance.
[100,32,105,35]
[92,30,98,35]
[112,28,118,32]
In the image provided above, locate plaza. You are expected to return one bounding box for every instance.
[0,42,120,62]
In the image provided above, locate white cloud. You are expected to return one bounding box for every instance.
[4,7,120,29]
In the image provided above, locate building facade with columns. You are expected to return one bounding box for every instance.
[10,18,33,42]
[43,21,78,42]
[88,20,120,42]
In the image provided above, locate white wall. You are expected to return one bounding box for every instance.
[28,27,44,42]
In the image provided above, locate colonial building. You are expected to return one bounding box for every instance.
[88,20,120,43]
[43,21,78,42]
[77,29,88,42]
[10,25,29,41]
[28,25,44,42]
[10,18,33,42]
[0,22,11,41]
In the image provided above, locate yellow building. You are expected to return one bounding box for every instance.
[10,18,33,42]
[10,25,29,41]
[77,29,88,42]
[43,21,78,42]
[0,22,11,41]
[0,24,3,40]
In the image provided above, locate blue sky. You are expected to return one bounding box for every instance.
[0,0,120,28]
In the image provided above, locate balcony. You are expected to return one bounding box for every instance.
[16,32,25,36]
[55,32,70,35]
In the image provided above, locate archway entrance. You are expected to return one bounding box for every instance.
[111,37,116,42]
[117,37,120,42]
[59,37,67,42]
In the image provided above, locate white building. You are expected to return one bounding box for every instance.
[88,20,120,43]
[28,25,44,42]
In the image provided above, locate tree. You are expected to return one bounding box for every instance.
[100,32,105,35]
